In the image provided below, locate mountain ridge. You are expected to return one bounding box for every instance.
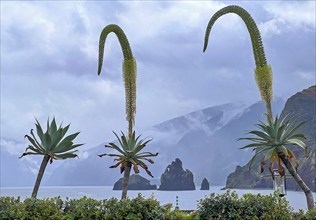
[1,99,285,187]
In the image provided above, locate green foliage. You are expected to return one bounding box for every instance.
[197,190,294,220]
[0,197,64,220]
[0,197,24,219]
[197,190,241,219]
[20,117,83,162]
[304,207,316,219]
[23,197,64,219]
[63,196,105,219]
[99,131,158,177]
[101,194,167,220]
[1,195,313,219]
[294,207,316,220]
[0,194,167,220]
[166,210,200,220]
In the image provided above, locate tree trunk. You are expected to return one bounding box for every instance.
[31,155,50,198]
[121,161,132,200]
[280,155,315,210]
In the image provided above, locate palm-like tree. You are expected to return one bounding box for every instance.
[97,24,158,199]
[20,118,83,198]
[239,114,314,210]
[99,131,158,199]
[203,5,314,209]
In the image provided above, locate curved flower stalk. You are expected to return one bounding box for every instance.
[20,118,83,198]
[98,24,136,138]
[203,5,273,119]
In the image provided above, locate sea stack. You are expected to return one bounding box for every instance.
[158,158,195,191]
[113,174,157,190]
[200,178,210,190]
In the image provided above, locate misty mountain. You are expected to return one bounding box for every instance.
[147,100,285,185]
[44,99,284,186]
[0,138,76,187]
[1,99,285,187]
[44,145,122,186]
[0,148,36,187]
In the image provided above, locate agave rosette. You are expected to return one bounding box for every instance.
[239,114,307,178]
[99,131,158,177]
[20,118,83,163]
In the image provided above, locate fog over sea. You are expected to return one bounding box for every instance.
[1,186,314,211]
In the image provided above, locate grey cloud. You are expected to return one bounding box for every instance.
[1,1,315,151]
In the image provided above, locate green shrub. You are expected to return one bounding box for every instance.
[63,196,105,219]
[305,207,316,219]
[63,194,168,219]
[23,197,64,219]
[292,209,306,220]
[241,192,293,220]
[0,197,65,220]
[0,196,24,219]
[0,195,167,220]
[197,190,293,220]
[197,190,242,219]
[166,210,200,220]
[101,194,167,219]
[290,207,316,220]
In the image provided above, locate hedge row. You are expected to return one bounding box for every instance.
[0,191,315,219]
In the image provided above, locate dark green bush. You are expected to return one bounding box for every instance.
[23,197,64,219]
[101,194,167,219]
[166,210,200,220]
[0,196,24,219]
[294,207,316,220]
[197,190,293,220]
[0,194,168,220]
[0,196,64,220]
[197,190,243,219]
[304,207,316,220]
[63,196,105,219]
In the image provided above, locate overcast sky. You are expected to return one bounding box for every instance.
[1,1,315,153]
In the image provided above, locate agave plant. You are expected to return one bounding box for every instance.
[239,114,314,210]
[97,24,158,199]
[204,5,314,210]
[99,131,158,199]
[20,118,83,198]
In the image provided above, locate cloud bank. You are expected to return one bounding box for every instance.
[1,1,315,153]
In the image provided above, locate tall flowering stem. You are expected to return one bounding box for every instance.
[98,24,136,138]
[203,5,273,120]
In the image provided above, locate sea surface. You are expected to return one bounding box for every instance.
[0,186,314,211]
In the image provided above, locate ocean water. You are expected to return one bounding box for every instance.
[0,186,314,211]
